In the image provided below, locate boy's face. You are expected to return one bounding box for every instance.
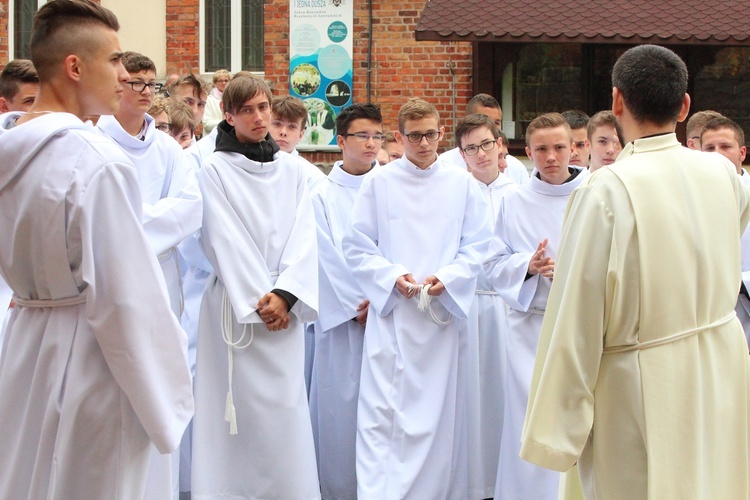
[459,125,501,180]
[270,114,305,153]
[152,111,170,133]
[170,125,193,149]
[121,69,157,116]
[226,92,271,144]
[702,127,746,173]
[172,84,207,123]
[0,82,39,112]
[569,127,590,167]
[79,27,130,117]
[525,125,573,185]
[473,105,502,129]
[377,148,390,166]
[589,124,621,172]
[397,116,443,170]
[337,118,383,170]
[500,143,509,173]
[384,141,404,162]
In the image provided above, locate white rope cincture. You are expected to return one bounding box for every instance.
[221,287,255,435]
[407,283,452,325]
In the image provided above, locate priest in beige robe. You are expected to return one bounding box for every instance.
[520,44,750,499]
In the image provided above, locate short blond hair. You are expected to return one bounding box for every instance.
[525,112,571,146]
[147,96,169,118]
[166,99,195,135]
[213,69,231,84]
[398,98,439,132]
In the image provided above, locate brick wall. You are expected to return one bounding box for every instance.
[0,0,7,66]
[166,0,200,74]
[165,0,472,167]
[274,0,472,166]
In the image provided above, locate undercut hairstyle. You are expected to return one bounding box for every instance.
[222,74,272,116]
[0,59,39,99]
[455,113,500,149]
[686,110,724,139]
[398,98,439,132]
[562,110,590,130]
[335,102,382,136]
[166,99,196,135]
[383,130,398,145]
[168,73,210,99]
[701,116,745,148]
[122,51,156,75]
[213,69,231,84]
[31,0,120,82]
[147,96,169,118]
[466,93,501,114]
[272,95,308,128]
[525,112,572,146]
[612,45,688,126]
[587,111,618,140]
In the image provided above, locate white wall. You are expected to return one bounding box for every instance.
[102,0,167,79]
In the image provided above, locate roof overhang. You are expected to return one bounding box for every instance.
[416,0,750,45]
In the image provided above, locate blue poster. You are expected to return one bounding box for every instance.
[290,0,353,151]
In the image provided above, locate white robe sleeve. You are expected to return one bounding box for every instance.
[79,162,194,455]
[141,153,202,255]
[343,175,410,317]
[312,188,367,331]
[273,173,318,323]
[483,196,541,311]
[432,179,492,318]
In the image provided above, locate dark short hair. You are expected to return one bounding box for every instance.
[525,112,571,146]
[562,110,590,130]
[335,103,382,136]
[466,93,500,114]
[455,113,499,149]
[272,95,308,128]
[701,116,745,148]
[0,59,39,99]
[222,74,272,116]
[612,45,688,126]
[31,0,120,82]
[122,51,156,75]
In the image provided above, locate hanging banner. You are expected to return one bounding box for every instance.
[289,0,353,151]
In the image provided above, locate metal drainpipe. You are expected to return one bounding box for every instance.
[367,0,373,102]
[448,48,456,146]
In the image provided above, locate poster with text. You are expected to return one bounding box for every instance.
[290,0,353,151]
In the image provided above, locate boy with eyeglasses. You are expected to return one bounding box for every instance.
[455,113,517,498]
[97,51,201,498]
[342,97,491,498]
[191,74,320,499]
[309,102,382,500]
[483,112,589,500]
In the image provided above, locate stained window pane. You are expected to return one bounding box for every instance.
[241,0,264,71]
[205,0,232,72]
[14,0,36,59]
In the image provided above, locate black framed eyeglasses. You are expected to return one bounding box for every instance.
[461,139,497,156]
[126,81,163,93]
[403,131,440,143]
[344,132,386,143]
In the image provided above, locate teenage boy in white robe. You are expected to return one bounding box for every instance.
[700,116,750,350]
[343,97,491,499]
[455,113,517,499]
[483,112,589,500]
[0,1,194,498]
[310,102,382,499]
[439,93,529,184]
[587,110,622,172]
[191,74,320,499]
[96,51,201,500]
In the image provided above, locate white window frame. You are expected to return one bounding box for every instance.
[199,0,264,76]
[8,0,47,59]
